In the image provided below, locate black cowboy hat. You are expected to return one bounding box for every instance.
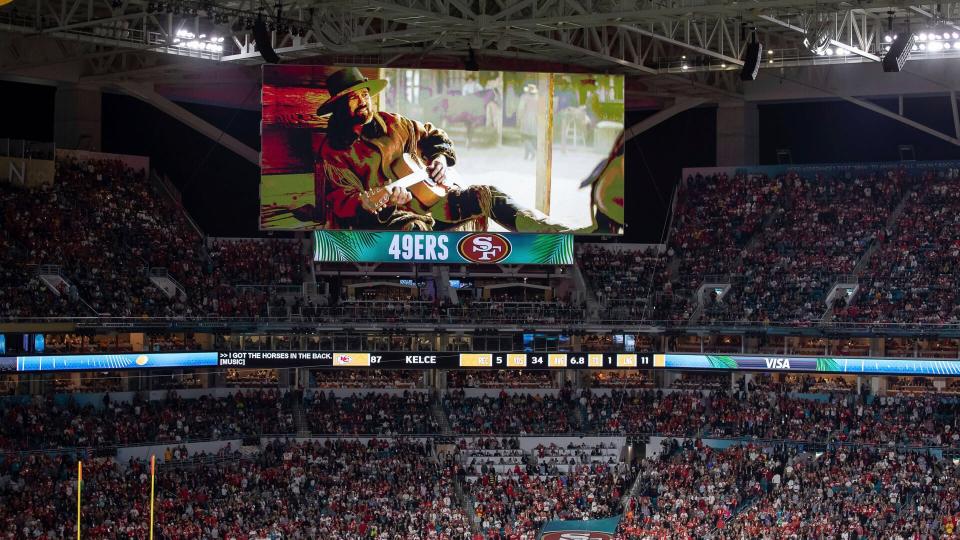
[315,67,388,116]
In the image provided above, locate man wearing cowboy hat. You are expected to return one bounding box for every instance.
[315,67,574,232]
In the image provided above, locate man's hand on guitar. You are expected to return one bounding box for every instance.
[427,156,448,186]
[361,186,412,213]
[388,186,413,206]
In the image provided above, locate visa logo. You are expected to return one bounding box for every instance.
[765,358,791,369]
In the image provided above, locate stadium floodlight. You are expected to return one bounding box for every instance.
[883,32,916,72]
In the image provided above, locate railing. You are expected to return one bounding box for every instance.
[4,430,956,458]
[0,139,54,160]
[148,266,186,295]
[35,264,62,276]
[699,274,733,284]
[6,312,960,336]
[236,284,304,296]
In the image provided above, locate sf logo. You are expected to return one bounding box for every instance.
[457,233,512,263]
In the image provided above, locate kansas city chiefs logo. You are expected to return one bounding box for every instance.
[540,533,615,540]
[336,354,353,364]
[457,233,512,263]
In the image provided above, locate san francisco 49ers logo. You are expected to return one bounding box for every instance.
[540,533,615,540]
[457,233,512,263]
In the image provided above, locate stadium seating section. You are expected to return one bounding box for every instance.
[0,386,958,538]
[7,155,960,539]
[5,156,960,326]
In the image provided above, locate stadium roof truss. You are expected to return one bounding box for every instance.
[3,0,960,148]
[2,0,960,77]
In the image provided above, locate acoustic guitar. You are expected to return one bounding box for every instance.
[359,154,457,212]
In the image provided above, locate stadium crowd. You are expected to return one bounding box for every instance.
[208,238,304,286]
[722,445,960,540]
[0,384,957,450]
[0,390,294,450]
[305,390,440,435]
[582,388,960,446]
[617,440,792,539]
[443,390,573,435]
[838,173,960,325]
[0,438,472,540]
[574,166,957,327]
[467,462,633,538]
[7,157,960,328]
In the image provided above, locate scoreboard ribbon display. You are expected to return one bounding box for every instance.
[314,230,573,265]
[8,351,960,376]
[219,351,652,370]
[656,354,960,376]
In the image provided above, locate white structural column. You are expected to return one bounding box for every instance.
[55,84,102,151]
[716,102,759,166]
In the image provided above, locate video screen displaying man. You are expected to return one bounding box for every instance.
[260,66,625,234]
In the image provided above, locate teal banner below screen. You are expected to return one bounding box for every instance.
[538,516,622,540]
[314,230,573,264]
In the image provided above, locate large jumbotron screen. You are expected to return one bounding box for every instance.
[259,65,625,235]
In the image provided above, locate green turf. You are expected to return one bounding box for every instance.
[260,173,318,230]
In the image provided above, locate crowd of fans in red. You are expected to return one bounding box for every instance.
[0,390,294,450]
[0,383,957,537]
[721,444,960,540]
[0,438,472,540]
[837,172,960,325]
[443,390,573,435]
[467,461,633,538]
[6,157,960,326]
[617,440,792,539]
[0,384,958,449]
[0,157,307,319]
[305,390,440,435]
[583,388,960,446]
[575,166,960,327]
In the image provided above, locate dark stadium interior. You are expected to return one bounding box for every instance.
[4,2,960,538]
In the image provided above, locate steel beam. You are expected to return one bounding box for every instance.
[842,94,960,146]
[757,14,880,62]
[116,81,261,162]
[624,98,708,141]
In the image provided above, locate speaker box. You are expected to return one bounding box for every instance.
[740,42,762,81]
[253,19,280,64]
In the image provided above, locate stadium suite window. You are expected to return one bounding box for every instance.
[450,336,472,351]
[522,333,570,352]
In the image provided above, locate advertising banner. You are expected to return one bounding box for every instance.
[656,354,960,376]
[260,65,624,235]
[314,230,573,264]
[14,352,218,372]
[538,516,622,540]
